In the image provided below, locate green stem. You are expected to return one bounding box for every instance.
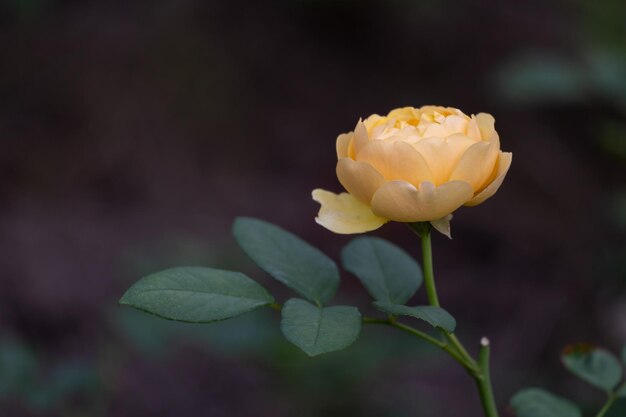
[446,333,477,370]
[595,393,616,417]
[419,224,440,307]
[409,222,499,417]
[476,338,499,417]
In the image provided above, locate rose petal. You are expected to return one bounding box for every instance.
[475,113,495,140]
[420,123,448,138]
[465,152,512,207]
[371,180,474,222]
[449,139,499,190]
[388,107,420,123]
[336,132,354,159]
[356,140,433,187]
[336,158,386,204]
[419,106,458,119]
[412,134,475,185]
[312,189,388,234]
[487,130,500,150]
[353,120,369,155]
[442,115,469,136]
[363,114,386,133]
[466,117,482,141]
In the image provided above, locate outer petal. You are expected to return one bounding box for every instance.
[312,189,388,234]
[488,130,500,148]
[336,132,354,159]
[464,152,512,207]
[336,158,386,204]
[449,139,499,190]
[371,180,474,222]
[356,140,433,186]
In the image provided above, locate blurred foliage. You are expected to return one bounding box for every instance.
[494,49,626,112]
[576,0,626,50]
[0,338,99,414]
[114,307,283,357]
[599,121,626,161]
[0,339,38,400]
[495,54,586,104]
[119,234,249,276]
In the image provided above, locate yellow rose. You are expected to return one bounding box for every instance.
[312,106,512,236]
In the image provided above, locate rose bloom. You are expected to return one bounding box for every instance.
[312,106,512,236]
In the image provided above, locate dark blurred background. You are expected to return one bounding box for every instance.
[1,0,625,416]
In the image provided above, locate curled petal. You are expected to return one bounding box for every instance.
[356,140,433,186]
[353,120,369,155]
[465,152,513,207]
[312,189,388,234]
[466,117,482,141]
[475,113,495,140]
[449,139,499,190]
[371,180,474,222]
[336,132,354,159]
[336,158,386,204]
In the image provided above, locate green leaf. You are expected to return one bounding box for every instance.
[373,302,456,332]
[561,344,622,391]
[119,267,274,322]
[341,237,422,304]
[617,382,626,397]
[280,298,361,357]
[233,217,339,305]
[511,388,581,417]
